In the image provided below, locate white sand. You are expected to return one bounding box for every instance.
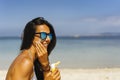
[1,68,120,80]
[0,70,7,80]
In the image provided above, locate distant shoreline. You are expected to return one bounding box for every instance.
[0,35,120,40]
[0,36,21,39]
[57,35,120,39]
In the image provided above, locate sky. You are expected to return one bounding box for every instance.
[0,0,120,37]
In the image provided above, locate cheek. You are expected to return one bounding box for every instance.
[33,37,40,42]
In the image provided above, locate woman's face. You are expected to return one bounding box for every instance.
[34,24,51,49]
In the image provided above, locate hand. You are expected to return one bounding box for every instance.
[44,68,61,80]
[34,41,49,68]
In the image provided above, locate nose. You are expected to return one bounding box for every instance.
[45,36,51,43]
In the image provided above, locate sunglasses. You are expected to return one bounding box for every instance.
[35,32,53,40]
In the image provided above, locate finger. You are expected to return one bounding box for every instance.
[35,42,45,56]
[33,41,36,47]
[36,42,44,54]
[36,42,45,54]
[46,71,52,77]
[52,69,59,76]
[56,75,61,80]
[53,71,60,80]
[39,42,47,53]
[39,44,48,56]
[52,69,60,80]
[35,44,42,57]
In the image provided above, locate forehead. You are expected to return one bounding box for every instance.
[36,24,50,33]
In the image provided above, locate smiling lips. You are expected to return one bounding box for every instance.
[43,43,48,48]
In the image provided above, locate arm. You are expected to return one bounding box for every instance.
[34,42,50,71]
[34,42,61,80]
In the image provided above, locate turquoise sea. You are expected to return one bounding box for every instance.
[0,37,120,70]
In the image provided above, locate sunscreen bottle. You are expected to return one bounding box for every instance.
[50,61,60,72]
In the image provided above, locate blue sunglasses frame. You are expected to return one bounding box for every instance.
[35,32,52,40]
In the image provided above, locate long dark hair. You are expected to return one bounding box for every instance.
[20,17,56,80]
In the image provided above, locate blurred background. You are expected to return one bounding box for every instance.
[0,0,120,70]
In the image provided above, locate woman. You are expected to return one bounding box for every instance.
[6,17,61,80]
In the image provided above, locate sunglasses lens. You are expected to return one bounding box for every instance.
[48,34,52,40]
[40,32,47,40]
[39,32,52,40]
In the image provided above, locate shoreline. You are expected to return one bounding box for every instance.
[1,68,120,80]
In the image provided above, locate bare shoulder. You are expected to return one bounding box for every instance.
[18,51,33,71]
[6,51,34,80]
[20,56,33,69]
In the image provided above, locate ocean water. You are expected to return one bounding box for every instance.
[0,37,120,70]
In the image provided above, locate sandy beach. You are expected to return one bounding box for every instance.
[1,68,120,80]
[61,68,120,80]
